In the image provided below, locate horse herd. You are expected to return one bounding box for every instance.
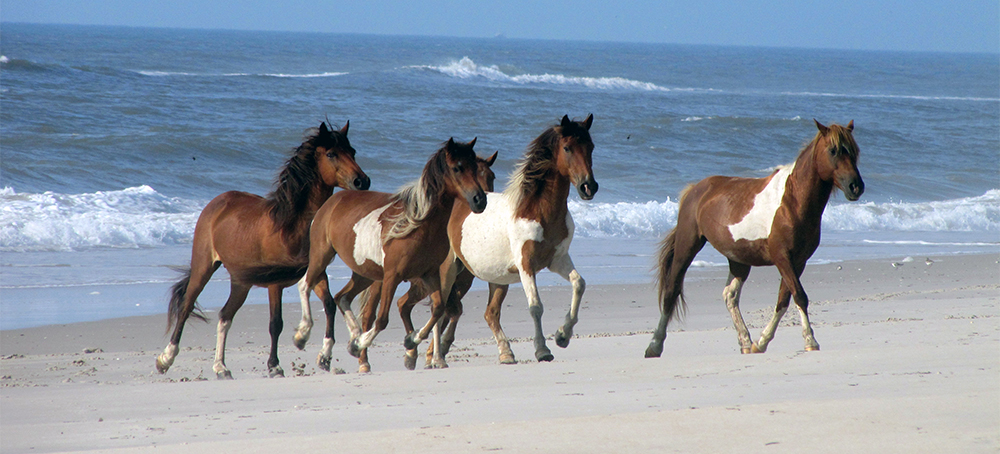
[155,114,864,379]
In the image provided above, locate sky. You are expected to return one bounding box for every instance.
[2,0,998,54]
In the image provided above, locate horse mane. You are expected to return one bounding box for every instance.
[266,124,344,235]
[503,120,592,208]
[383,144,448,241]
[798,123,859,163]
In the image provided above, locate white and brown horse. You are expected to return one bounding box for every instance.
[446,114,598,365]
[156,121,369,379]
[301,138,487,371]
[645,120,864,358]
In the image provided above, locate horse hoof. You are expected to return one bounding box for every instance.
[358,363,371,374]
[403,333,419,351]
[155,356,170,374]
[644,345,663,358]
[216,370,234,380]
[750,343,765,353]
[293,333,308,351]
[317,355,331,372]
[347,340,362,358]
[268,366,284,378]
[741,348,752,354]
[535,349,554,362]
[555,331,571,349]
[805,345,820,352]
[426,360,448,370]
[403,351,417,371]
[499,353,517,365]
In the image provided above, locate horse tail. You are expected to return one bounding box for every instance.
[166,267,207,334]
[655,228,687,326]
[235,263,309,286]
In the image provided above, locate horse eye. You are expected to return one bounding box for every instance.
[453,165,462,173]
[563,146,571,153]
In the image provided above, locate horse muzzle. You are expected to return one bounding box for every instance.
[577,178,599,201]
[352,174,371,191]
[468,190,487,213]
[841,176,864,201]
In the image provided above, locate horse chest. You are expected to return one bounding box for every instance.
[352,204,391,268]
[727,163,794,242]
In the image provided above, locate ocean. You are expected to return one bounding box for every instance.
[2,23,998,330]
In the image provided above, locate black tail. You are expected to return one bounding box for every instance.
[234,263,309,286]
[166,267,207,334]
[655,228,687,326]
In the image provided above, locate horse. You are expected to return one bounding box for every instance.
[644,120,864,358]
[291,151,497,372]
[300,137,487,372]
[155,121,370,379]
[445,114,597,366]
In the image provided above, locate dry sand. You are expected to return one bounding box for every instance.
[2,253,998,453]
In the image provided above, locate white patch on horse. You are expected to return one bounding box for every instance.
[728,163,795,241]
[353,204,390,267]
[459,193,529,285]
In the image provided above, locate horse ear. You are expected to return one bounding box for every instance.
[813,119,829,134]
[583,113,594,130]
[319,122,330,134]
[446,137,455,150]
[469,137,477,148]
[846,120,854,132]
[486,150,498,166]
[561,115,572,128]
[340,120,349,136]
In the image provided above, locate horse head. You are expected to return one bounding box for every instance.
[442,137,487,213]
[557,114,598,200]
[314,121,370,191]
[813,119,864,201]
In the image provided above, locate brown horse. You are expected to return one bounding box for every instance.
[301,138,487,372]
[645,120,864,358]
[447,114,598,365]
[156,121,369,379]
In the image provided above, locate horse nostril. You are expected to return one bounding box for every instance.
[355,176,370,190]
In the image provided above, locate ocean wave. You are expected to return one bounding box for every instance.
[568,190,1000,239]
[136,70,348,78]
[413,57,703,92]
[0,186,204,252]
[2,187,996,251]
[778,90,999,103]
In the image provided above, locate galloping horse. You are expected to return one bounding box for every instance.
[446,114,598,365]
[645,120,864,358]
[301,138,487,372]
[156,121,369,379]
[291,151,497,372]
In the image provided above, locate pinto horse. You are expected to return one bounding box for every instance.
[446,114,598,365]
[645,120,864,358]
[156,121,369,379]
[301,138,487,371]
[292,151,497,372]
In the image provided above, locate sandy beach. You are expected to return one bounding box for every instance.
[1,253,997,453]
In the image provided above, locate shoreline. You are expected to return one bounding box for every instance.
[1,253,998,452]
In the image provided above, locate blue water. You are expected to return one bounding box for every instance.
[2,23,998,329]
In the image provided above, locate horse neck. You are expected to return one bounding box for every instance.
[515,169,571,223]
[788,143,835,219]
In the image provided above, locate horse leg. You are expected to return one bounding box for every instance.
[356,283,382,373]
[722,261,755,354]
[212,281,251,379]
[350,273,394,358]
[439,269,471,357]
[517,270,553,362]
[156,256,219,374]
[397,283,424,370]
[325,273,372,364]
[293,275,312,350]
[774,255,819,351]
[753,282,791,353]
[483,283,515,364]
[548,253,585,349]
[645,225,706,358]
[405,257,458,363]
[265,284,286,378]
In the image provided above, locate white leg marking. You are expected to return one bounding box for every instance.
[213,319,233,375]
[756,305,789,352]
[294,276,312,348]
[548,253,584,346]
[722,273,754,351]
[797,305,820,350]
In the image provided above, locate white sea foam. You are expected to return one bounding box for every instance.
[0,55,9,64]
[137,70,347,78]
[2,187,996,252]
[0,186,204,252]
[414,57,696,92]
